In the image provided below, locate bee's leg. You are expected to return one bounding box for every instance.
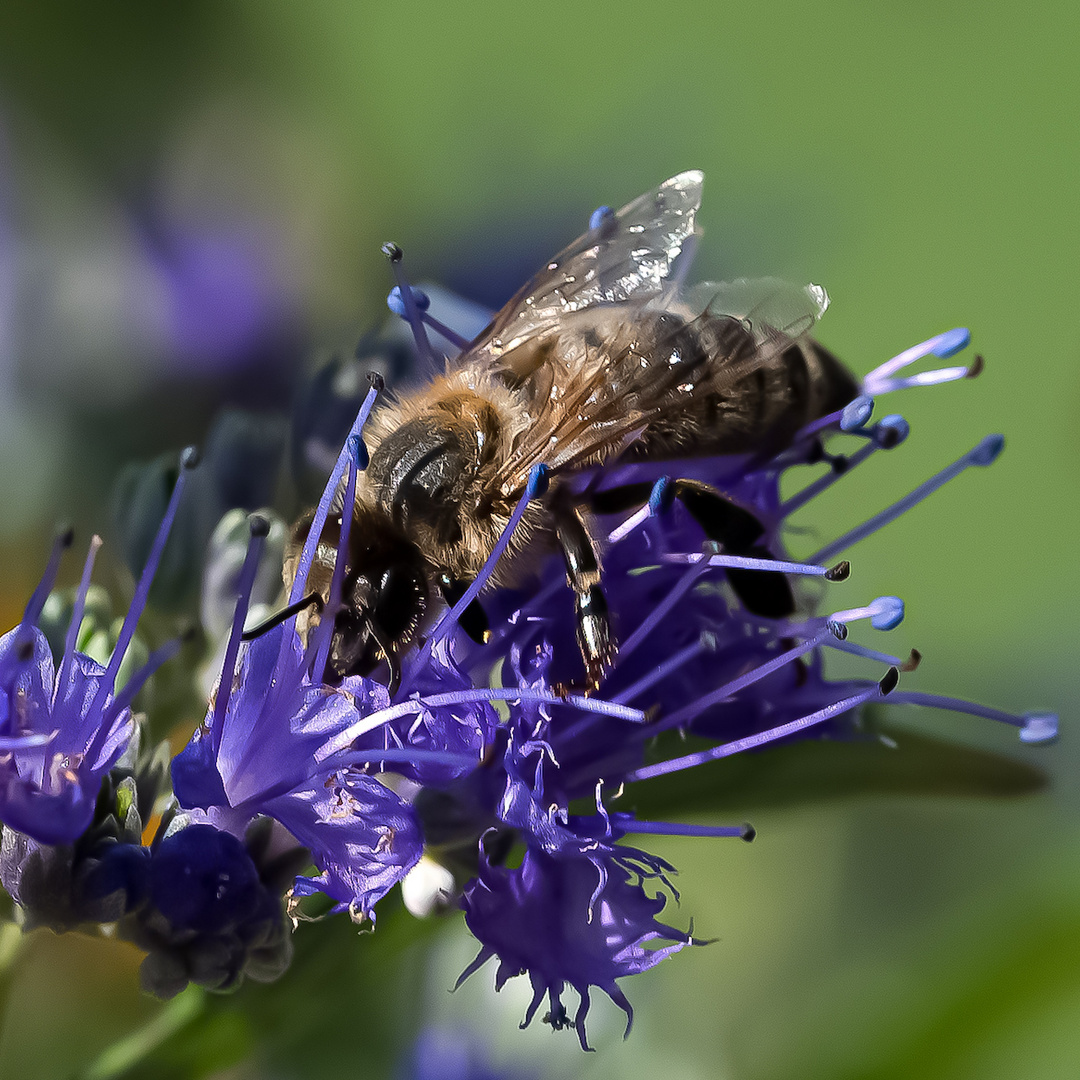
[587,478,795,617]
[552,503,616,693]
[363,613,403,696]
[588,481,654,516]
[436,572,490,644]
[669,479,796,617]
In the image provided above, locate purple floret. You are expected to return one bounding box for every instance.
[0,449,196,847]
[172,510,425,921]
[0,626,136,845]
[460,846,694,1051]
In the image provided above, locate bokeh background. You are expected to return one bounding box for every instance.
[0,2,1076,1078]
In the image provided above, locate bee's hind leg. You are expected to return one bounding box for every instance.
[551,503,616,695]
[589,478,796,618]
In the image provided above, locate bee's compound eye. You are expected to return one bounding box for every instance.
[375,565,427,643]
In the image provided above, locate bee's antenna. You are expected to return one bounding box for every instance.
[240,592,324,642]
[382,242,441,365]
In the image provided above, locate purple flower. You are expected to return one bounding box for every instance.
[172,506,426,920]
[0,449,196,846]
[459,845,693,1051]
[373,220,1056,1046]
[131,816,301,997]
[155,175,1057,1040]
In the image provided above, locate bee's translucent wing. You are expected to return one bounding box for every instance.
[474,171,704,358]
[487,279,841,499]
[685,277,831,343]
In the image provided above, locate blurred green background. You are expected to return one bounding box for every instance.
[0,1,1076,1077]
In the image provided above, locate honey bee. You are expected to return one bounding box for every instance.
[287,171,859,693]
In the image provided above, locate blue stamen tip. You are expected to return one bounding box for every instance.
[870,596,905,631]
[841,396,874,431]
[874,414,910,449]
[387,285,431,317]
[1020,712,1058,745]
[526,464,550,498]
[932,328,971,358]
[589,206,615,231]
[648,476,674,516]
[347,434,369,470]
[970,433,1005,466]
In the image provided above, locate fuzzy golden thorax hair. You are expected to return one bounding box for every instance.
[359,370,548,584]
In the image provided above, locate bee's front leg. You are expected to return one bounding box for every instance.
[551,502,616,695]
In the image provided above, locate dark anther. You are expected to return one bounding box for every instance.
[241,592,324,641]
[543,1003,570,1031]
[740,823,756,843]
[15,638,34,662]
[878,666,900,695]
[179,621,199,644]
[876,425,903,450]
[901,648,922,673]
[249,514,270,538]
[367,371,385,392]
[830,454,850,475]
[805,439,826,465]
[701,539,722,556]
[56,522,75,548]
[824,560,850,582]
[966,354,985,378]
[827,620,848,641]
[180,445,200,470]
[381,242,403,263]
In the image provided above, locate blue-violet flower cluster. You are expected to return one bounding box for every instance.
[0,175,1058,1049]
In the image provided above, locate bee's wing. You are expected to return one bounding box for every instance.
[685,277,830,343]
[489,279,834,498]
[470,171,704,359]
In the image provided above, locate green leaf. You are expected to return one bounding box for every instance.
[620,722,1046,821]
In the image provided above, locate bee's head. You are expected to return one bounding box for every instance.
[366,396,504,550]
[286,505,431,694]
